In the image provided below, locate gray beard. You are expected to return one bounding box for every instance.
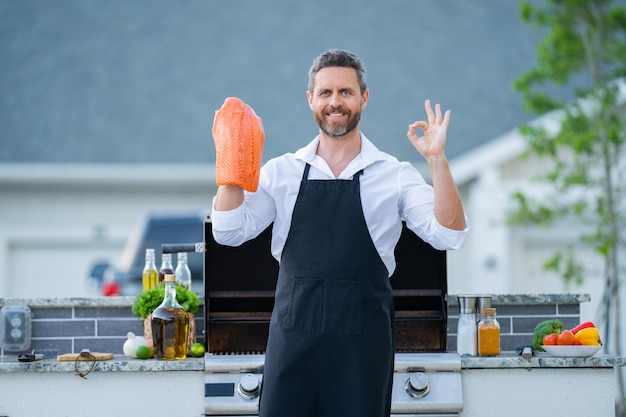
[316,111,361,138]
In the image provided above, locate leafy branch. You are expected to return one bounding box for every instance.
[509,0,626,410]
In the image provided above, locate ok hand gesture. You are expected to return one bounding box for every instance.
[407,100,451,161]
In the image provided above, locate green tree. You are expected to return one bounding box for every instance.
[509,0,626,411]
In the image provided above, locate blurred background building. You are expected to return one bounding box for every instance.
[0,0,606,319]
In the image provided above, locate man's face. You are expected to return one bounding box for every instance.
[307,67,368,138]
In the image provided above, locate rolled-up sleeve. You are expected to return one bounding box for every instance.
[211,165,278,247]
[211,201,248,246]
[424,214,469,251]
[399,162,469,251]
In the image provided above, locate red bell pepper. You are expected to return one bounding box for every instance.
[570,321,595,334]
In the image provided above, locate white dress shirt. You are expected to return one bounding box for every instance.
[211,133,468,276]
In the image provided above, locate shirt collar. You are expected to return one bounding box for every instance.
[294,132,388,166]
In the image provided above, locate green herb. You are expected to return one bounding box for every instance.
[132,285,200,318]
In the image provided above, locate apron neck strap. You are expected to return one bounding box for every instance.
[302,163,364,181]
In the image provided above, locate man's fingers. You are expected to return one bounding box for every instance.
[424,100,435,124]
[424,100,450,127]
[442,109,451,128]
[434,103,442,125]
[409,121,429,135]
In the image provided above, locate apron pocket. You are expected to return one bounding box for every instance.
[285,277,362,335]
[323,279,362,334]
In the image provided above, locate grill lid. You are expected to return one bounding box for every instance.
[203,219,448,353]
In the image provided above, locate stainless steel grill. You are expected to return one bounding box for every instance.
[203,353,462,416]
[197,217,462,416]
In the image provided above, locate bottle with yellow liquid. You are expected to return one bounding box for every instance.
[151,273,189,360]
[142,248,158,291]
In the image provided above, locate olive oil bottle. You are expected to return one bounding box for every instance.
[151,274,189,360]
[142,248,158,291]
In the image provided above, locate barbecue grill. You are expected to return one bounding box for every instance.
[168,216,463,416]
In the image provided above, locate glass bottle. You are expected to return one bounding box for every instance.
[478,308,500,356]
[151,273,189,360]
[142,248,158,291]
[457,296,477,356]
[158,252,174,284]
[175,252,192,290]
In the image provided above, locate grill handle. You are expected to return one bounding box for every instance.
[161,242,206,254]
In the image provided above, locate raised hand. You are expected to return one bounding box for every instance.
[407,100,451,161]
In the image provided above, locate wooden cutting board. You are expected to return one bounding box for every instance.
[57,352,114,362]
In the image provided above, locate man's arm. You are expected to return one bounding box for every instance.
[407,100,466,231]
[426,155,465,230]
[211,181,276,247]
[214,185,245,211]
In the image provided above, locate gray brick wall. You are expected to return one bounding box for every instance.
[447,301,581,352]
[22,305,205,356]
[5,297,582,356]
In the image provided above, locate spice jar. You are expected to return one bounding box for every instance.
[478,308,500,356]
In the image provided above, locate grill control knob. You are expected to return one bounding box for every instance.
[237,374,261,400]
[405,373,430,399]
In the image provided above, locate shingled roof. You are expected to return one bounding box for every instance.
[1,0,545,164]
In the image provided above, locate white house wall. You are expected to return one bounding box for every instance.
[0,164,217,298]
[449,115,623,322]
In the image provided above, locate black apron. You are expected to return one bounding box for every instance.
[260,163,395,417]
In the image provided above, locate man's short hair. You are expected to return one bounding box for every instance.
[308,49,367,94]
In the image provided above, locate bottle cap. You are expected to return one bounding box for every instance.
[457,295,477,314]
[482,308,496,315]
[164,274,176,282]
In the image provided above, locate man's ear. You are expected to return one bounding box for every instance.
[361,89,369,110]
[306,90,313,110]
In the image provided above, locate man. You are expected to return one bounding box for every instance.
[212,49,468,417]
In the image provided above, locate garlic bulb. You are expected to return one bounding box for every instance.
[123,332,148,358]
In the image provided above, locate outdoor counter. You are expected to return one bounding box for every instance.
[2,352,622,373]
[1,353,623,417]
[460,354,624,417]
[462,352,625,368]
[1,294,623,416]
[0,356,205,417]
[0,355,204,373]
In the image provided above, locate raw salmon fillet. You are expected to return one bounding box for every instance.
[212,97,265,192]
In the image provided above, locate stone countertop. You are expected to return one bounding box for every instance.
[3,353,624,373]
[446,293,591,304]
[0,296,141,308]
[0,355,204,373]
[462,353,626,369]
[0,293,589,308]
